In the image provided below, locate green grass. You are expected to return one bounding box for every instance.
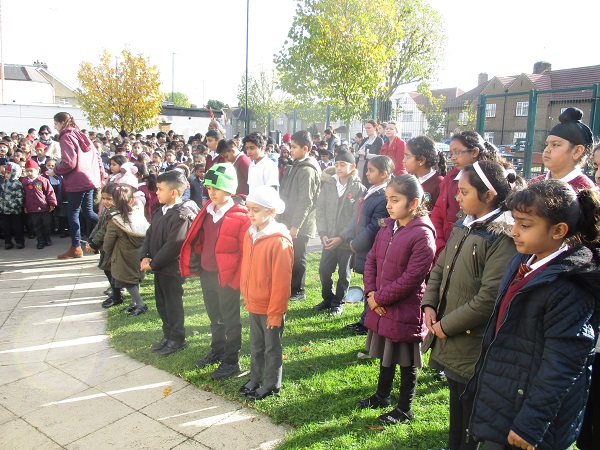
[107,252,449,449]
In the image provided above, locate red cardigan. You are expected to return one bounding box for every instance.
[380,137,407,175]
[430,168,461,256]
[179,199,250,290]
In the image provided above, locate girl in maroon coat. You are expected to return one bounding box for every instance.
[356,174,436,425]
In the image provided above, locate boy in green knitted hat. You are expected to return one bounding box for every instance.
[180,163,251,379]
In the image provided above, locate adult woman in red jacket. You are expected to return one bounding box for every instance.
[380,121,407,176]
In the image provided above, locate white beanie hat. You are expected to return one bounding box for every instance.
[247,186,285,214]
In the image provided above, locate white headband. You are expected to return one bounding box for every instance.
[472,161,497,195]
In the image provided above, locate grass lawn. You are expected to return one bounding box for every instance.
[107,252,450,449]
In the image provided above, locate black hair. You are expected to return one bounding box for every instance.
[109,154,128,167]
[205,129,223,141]
[157,131,167,139]
[134,163,147,179]
[215,139,229,155]
[461,160,512,208]
[157,169,187,196]
[291,130,312,149]
[388,174,428,218]
[242,132,266,149]
[111,184,136,223]
[367,155,394,182]
[451,130,501,163]
[39,125,52,134]
[193,163,206,172]
[407,135,447,176]
[507,180,600,245]
[101,182,117,195]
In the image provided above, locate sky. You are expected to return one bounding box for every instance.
[2,0,599,107]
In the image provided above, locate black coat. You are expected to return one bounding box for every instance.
[465,245,600,450]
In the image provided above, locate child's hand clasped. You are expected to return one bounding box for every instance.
[140,258,152,272]
[85,243,94,253]
[507,430,535,450]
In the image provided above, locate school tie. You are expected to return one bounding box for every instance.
[514,263,532,281]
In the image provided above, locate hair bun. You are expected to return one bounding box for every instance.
[506,172,517,184]
[559,107,583,123]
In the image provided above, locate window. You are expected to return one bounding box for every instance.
[485,104,496,118]
[251,121,257,129]
[402,111,413,122]
[458,112,468,126]
[484,132,494,144]
[59,99,70,105]
[516,102,528,117]
[401,132,412,140]
[513,132,526,144]
[276,118,284,125]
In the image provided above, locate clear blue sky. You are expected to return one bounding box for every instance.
[2,0,598,107]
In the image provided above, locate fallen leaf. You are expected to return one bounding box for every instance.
[282,354,288,360]
[366,425,384,431]
[162,387,172,397]
[301,346,309,352]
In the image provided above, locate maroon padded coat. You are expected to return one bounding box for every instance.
[54,127,102,192]
[363,216,436,343]
[179,198,250,290]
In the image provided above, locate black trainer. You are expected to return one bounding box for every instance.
[195,352,223,368]
[210,362,241,380]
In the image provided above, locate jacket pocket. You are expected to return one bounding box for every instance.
[472,244,480,278]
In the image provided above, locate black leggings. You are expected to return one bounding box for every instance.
[447,377,479,450]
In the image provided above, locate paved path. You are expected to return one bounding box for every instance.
[0,244,290,449]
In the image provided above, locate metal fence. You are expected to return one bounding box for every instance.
[475,85,600,179]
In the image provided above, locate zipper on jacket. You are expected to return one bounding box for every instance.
[244,240,255,295]
[378,227,396,290]
[472,244,479,278]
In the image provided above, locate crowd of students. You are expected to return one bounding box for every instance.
[1,107,599,449]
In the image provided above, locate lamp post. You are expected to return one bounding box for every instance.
[244,0,250,135]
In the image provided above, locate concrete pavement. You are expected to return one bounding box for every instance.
[0,243,291,449]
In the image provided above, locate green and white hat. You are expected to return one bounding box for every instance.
[204,163,238,194]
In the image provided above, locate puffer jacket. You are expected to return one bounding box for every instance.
[103,206,150,285]
[279,157,321,237]
[0,162,24,215]
[421,210,517,382]
[465,246,600,450]
[316,167,366,250]
[345,185,389,274]
[364,216,436,342]
[180,197,250,290]
[54,127,102,192]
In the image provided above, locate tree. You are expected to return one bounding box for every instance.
[237,66,289,131]
[417,83,446,142]
[206,99,228,110]
[77,49,163,132]
[165,92,191,108]
[384,0,446,98]
[275,0,399,126]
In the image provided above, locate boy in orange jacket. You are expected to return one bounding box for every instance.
[238,186,293,400]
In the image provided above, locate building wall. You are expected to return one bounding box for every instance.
[2,80,56,104]
[0,104,92,135]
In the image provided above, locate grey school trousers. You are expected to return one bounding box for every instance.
[249,312,284,390]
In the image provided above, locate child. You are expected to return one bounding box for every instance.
[180,164,250,378]
[421,160,517,450]
[380,121,407,175]
[163,150,179,172]
[44,157,69,238]
[188,163,205,207]
[318,149,334,171]
[529,107,595,191]
[152,151,165,173]
[103,184,150,316]
[314,151,366,315]
[345,155,393,335]
[404,136,445,210]
[20,160,57,249]
[238,186,293,400]
[466,180,600,450]
[134,163,159,222]
[108,155,128,183]
[357,174,436,425]
[0,161,25,249]
[279,130,321,301]
[141,170,200,356]
[86,183,123,308]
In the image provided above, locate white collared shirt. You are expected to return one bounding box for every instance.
[364,182,388,201]
[333,174,348,198]
[206,198,234,223]
[249,218,278,242]
[545,167,583,183]
[248,156,279,193]
[454,169,463,181]
[462,207,502,229]
[418,169,437,184]
[524,245,569,277]
[162,199,182,215]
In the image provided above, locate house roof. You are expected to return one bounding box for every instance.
[3,64,31,81]
[404,87,464,109]
[2,64,77,99]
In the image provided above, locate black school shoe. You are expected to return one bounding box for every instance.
[128,305,148,316]
[120,305,136,314]
[150,338,169,352]
[246,388,280,401]
[45,238,52,246]
[101,296,124,308]
[356,393,392,409]
[4,242,13,250]
[37,242,45,249]
[156,340,188,356]
[353,324,368,335]
[312,300,331,311]
[195,352,223,368]
[210,362,241,380]
[238,382,259,397]
[377,407,414,425]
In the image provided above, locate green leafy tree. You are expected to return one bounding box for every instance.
[165,92,191,108]
[384,0,446,98]
[77,49,163,132]
[275,0,400,126]
[237,66,289,131]
[417,83,447,142]
[206,99,228,110]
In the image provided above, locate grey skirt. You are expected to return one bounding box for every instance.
[365,330,423,368]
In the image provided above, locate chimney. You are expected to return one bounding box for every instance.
[533,61,551,74]
[478,73,488,86]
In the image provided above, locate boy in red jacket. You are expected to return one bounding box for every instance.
[21,160,57,249]
[180,164,251,380]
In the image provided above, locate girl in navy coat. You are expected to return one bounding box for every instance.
[345,155,393,334]
[466,180,600,450]
[356,174,436,425]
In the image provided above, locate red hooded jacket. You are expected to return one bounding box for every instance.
[54,127,102,192]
